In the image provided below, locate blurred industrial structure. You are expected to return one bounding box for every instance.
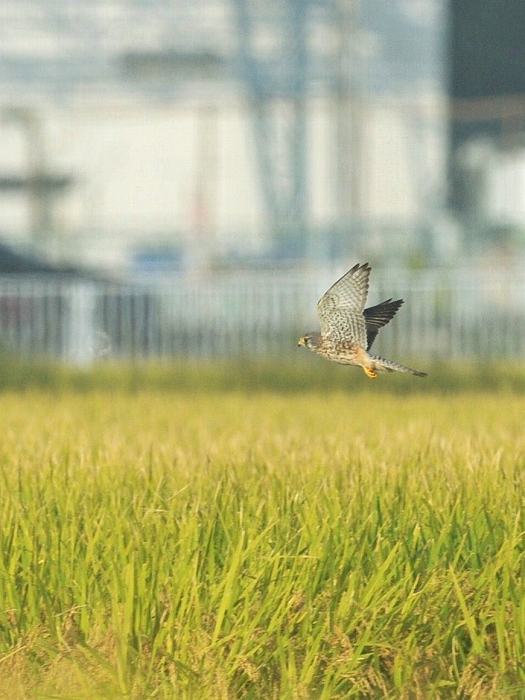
[0,1,524,364]
[0,0,448,271]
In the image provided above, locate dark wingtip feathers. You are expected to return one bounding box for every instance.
[350,262,370,274]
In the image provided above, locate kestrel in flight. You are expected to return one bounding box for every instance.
[298,263,427,378]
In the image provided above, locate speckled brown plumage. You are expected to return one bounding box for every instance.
[298,263,427,379]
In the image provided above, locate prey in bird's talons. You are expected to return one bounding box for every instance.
[297,263,427,379]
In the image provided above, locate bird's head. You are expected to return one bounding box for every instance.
[297,333,320,350]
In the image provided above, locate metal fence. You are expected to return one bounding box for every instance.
[0,269,524,364]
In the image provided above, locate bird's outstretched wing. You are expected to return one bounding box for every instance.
[317,263,371,344]
[364,298,404,350]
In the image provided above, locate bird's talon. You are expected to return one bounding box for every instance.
[363,367,378,379]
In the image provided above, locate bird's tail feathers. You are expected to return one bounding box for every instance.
[370,354,427,377]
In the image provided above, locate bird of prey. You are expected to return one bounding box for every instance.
[297,263,427,378]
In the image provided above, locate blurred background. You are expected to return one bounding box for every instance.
[0,0,524,365]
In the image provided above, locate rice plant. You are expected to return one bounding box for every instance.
[0,373,524,698]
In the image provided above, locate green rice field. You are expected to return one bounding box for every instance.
[0,362,524,698]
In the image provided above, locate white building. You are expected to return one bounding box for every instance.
[0,0,448,271]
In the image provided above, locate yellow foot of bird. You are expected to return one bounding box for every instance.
[363,367,378,379]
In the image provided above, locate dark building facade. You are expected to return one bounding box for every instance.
[451,0,525,101]
[449,0,525,248]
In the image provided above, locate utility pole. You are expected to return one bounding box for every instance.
[334,0,363,253]
[192,103,218,271]
[4,108,50,241]
[1,107,72,258]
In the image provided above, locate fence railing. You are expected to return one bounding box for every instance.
[0,269,524,363]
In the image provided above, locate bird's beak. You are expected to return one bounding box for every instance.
[297,337,305,347]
